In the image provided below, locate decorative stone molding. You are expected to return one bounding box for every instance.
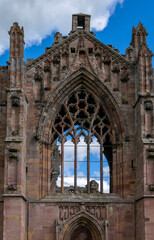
[27,30,134,72]
[144,101,153,111]
[59,203,106,223]
[57,210,105,240]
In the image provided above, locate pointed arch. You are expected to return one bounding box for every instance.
[37,67,126,144]
[36,68,127,196]
[62,212,104,240]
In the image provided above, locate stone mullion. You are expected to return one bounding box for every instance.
[74,140,77,193]
[61,139,64,194]
[100,142,103,194]
[87,140,90,194]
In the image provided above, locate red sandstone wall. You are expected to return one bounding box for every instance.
[3,197,27,240]
[0,67,9,198]
[0,67,9,240]
[144,198,154,240]
[0,202,3,240]
[27,202,135,240]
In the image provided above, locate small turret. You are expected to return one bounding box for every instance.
[8,22,25,88]
[131,22,148,51]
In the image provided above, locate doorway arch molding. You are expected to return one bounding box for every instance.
[59,212,104,240]
[37,67,126,144]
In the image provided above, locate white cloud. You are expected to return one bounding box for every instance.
[103,166,109,177]
[0,0,124,55]
[57,135,110,192]
[57,176,109,193]
[90,137,100,158]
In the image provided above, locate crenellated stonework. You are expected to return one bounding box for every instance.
[0,13,154,240]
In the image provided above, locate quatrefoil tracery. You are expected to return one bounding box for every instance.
[51,90,112,144]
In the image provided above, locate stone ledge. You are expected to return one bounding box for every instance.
[6,88,23,93]
[135,195,154,202]
[142,138,154,144]
[39,193,134,204]
[2,194,27,202]
[5,137,23,142]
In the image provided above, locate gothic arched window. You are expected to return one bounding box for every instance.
[50,89,113,194]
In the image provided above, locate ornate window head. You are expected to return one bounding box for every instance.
[50,89,113,194]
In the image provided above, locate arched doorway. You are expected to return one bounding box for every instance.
[63,214,103,240]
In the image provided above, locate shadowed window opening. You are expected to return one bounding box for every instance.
[88,48,93,55]
[77,16,85,29]
[71,48,76,53]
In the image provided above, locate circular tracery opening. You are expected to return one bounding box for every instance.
[50,89,113,194]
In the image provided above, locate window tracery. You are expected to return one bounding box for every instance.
[51,89,113,194]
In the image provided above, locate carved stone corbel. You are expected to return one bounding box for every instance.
[147,150,154,158]
[8,149,18,159]
[144,101,153,111]
[11,95,20,107]
[149,184,154,191]
[112,65,120,73]
[8,184,17,190]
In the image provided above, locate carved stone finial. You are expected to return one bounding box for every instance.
[8,22,24,36]
[131,22,148,50]
[54,32,63,44]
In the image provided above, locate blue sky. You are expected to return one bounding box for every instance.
[57,135,110,193]
[0,0,154,66]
